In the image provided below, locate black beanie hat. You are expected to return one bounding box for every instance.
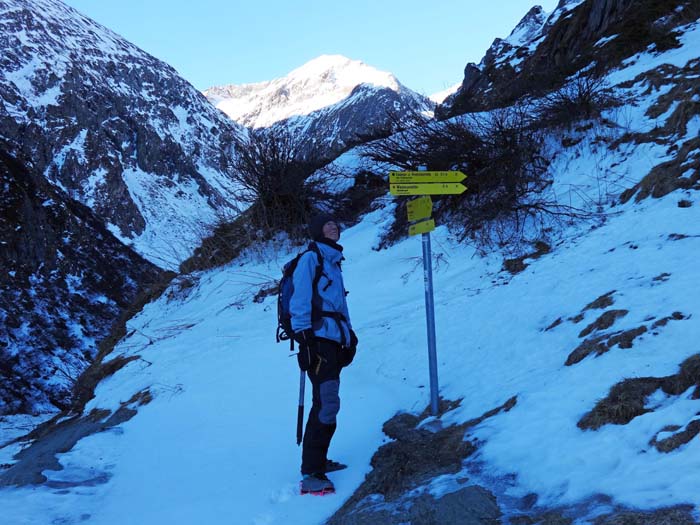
[308,213,339,241]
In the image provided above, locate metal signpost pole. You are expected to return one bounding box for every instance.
[389,171,467,418]
[422,231,439,416]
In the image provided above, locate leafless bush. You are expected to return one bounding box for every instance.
[231,127,330,235]
[535,76,618,129]
[362,103,593,249]
[180,127,350,273]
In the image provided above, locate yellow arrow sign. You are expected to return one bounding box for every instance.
[390,183,467,196]
[409,219,435,236]
[390,171,466,183]
[407,196,432,221]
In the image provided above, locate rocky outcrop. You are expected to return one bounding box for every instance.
[440,0,700,117]
[0,143,163,415]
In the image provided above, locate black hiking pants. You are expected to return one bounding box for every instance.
[301,338,344,475]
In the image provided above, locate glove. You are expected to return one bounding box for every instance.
[349,329,359,350]
[340,329,358,368]
[294,329,315,371]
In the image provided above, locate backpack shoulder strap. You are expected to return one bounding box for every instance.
[309,242,325,279]
[308,242,325,322]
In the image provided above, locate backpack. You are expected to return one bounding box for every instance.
[276,242,324,351]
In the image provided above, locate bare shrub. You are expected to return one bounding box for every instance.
[181,127,354,273]
[231,127,329,235]
[362,103,590,249]
[535,76,618,129]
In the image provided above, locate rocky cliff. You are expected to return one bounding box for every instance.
[0,141,162,415]
[440,0,700,117]
[0,0,247,267]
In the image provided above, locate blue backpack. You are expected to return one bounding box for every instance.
[276,242,324,350]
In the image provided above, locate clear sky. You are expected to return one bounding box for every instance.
[62,0,560,96]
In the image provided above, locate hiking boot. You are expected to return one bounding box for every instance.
[300,473,335,495]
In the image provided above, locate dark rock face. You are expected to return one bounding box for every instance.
[329,398,518,525]
[440,0,700,117]
[0,0,246,265]
[328,486,502,525]
[0,143,162,415]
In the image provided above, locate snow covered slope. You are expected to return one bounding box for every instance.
[2,15,699,524]
[0,0,247,268]
[205,55,432,160]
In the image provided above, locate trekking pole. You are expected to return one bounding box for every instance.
[297,370,305,445]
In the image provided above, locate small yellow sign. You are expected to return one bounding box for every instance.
[409,219,436,236]
[390,183,467,196]
[390,171,467,183]
[407,196,433,222]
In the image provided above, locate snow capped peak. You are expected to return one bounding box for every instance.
[285,54,400,92]
[204,54,404,128]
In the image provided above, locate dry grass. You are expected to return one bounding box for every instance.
[503,241,551,275]
[579,354,700,430]
[328,396,516,521]
[578,310,629,338]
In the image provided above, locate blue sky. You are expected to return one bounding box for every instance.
[62,0,560,96]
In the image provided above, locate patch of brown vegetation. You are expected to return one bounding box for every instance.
[545,317,563,331]
[549,292,616,330]
[615,58,700,204]
[652,311,687,328]
[578,354,700,430]
[579,377,662,430]
[579,309,629,337]
[620,136,700,204]
[329,396,516,518]
[179,216,253,275]
[503,241,551,275]
[566,335,610,366]
[650,420,700,453]
[618,59,700,143]
[567,311,687,366]
[584,291,616,311]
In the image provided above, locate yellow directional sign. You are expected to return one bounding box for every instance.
[409,219,435,236]
[407,196,432,221]
[390,183,467,196]
[390,171,466,183]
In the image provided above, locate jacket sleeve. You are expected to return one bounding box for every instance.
[290,251,318,333]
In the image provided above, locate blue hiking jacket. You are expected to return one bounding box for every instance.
[290,241,352,345]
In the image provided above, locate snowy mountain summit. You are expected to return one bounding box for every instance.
[206,54,432,161]
[205,55,405,128]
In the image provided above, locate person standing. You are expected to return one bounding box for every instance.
[290,214,358,495]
